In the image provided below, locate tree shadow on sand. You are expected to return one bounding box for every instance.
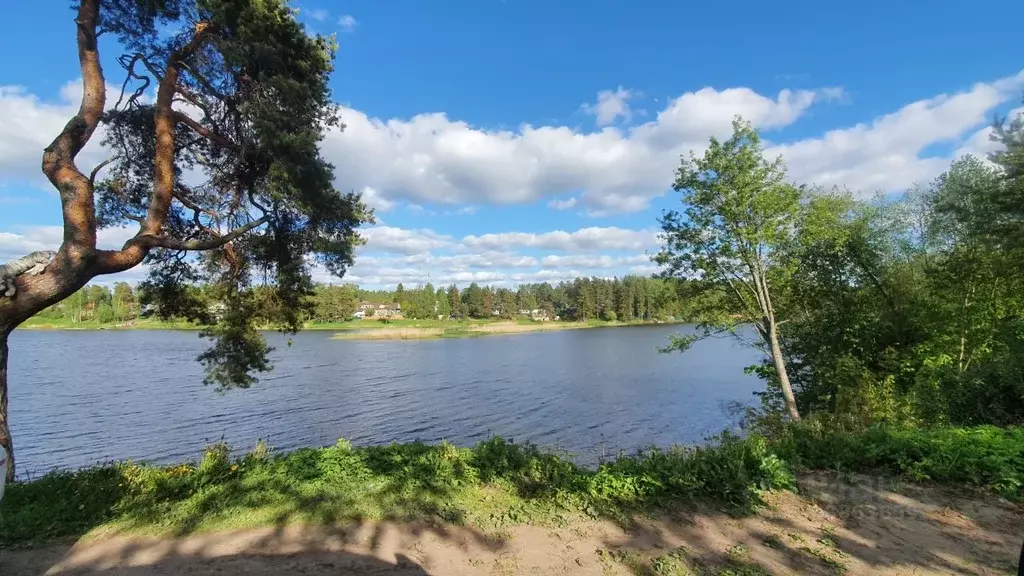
[0,441,508,575]
[6,535,436,575]
[5,441,1024,575]
[594,471,1024,575]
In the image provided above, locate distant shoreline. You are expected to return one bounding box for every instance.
[330,319,674,340]
[18,317,682,339]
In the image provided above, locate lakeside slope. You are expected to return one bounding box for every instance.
[4,427,1023,574]
[7,470,1022,575]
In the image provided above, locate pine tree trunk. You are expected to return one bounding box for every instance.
[0,328,14,483]
[768,323,801,421]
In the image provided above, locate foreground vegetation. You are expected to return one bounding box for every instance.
[4,423,1021,547]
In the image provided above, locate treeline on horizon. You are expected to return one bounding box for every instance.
[30,274,695,325]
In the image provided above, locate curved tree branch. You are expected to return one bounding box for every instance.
[141,21,216,239]
[41,0,104,252]
[114,53,151,111]
[95,21,219,277]
[173,111,237,150]
[174,183,218,217]
[179,61,227,101]
[145,215,270,251]
[95,215,271,275]
[88,156,116,185]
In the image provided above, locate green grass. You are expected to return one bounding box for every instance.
[19,316,201,330]
[599,544,775,576]
[330,317,679,340]
[328,317,650,330]
[767,422,1024,499]
[21,317,372,331]
[5,424,1021,547]
[0,433,792,546]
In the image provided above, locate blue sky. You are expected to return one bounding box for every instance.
[2,0,1023,288]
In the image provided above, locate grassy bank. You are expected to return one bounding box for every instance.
[3,425,1022,548]
[19,316,675,339]
[1,434,791,546]
[330,318,670,340]
[769,423,1024,497]
[19,317,373,331]
[19,317,202,330]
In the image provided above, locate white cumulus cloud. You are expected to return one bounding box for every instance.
[305,7,329,21]
[462,227,659,253]
[548,197,578,210]
[4,72,1022,215]
[767,74,1024,193]
[359,186,395,213]
[322,84,837,215]
[338,14,357,31]
[582,86,635,126]
[0,81,116,187]
[360,226,454,255]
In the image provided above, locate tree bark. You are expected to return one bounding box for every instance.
[0,5,224,483]
[0,0,105,483]
[748,258,801,421]
[768,322,801,421]
[1,327,13,483]
[0,265,95,484]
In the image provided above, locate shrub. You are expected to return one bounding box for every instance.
[590,432,795,512]
[770,422,1024,500]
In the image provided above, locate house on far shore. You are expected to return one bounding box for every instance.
[355,301,403,320]
[518,308,552,321]
[208,302,228,321]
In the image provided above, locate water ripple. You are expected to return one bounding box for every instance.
[8,326,764,477]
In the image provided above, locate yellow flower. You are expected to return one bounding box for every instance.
[231,465,238,471]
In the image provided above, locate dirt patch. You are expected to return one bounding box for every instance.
[332,327,447,340]
[467,322,582,334]
[5,472,1023,575]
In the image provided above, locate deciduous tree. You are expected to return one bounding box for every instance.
[656,117,802,420]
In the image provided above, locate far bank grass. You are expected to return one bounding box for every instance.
[3,424,1022,547]
[19,316,676,339]
[330,318,668,340]
[19,316,202,331]
[20,317,363,331]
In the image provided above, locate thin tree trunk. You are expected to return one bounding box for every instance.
[768,322,801,421]
[0,328,13,483]
[957,283,975,374]
[748,259,801,421]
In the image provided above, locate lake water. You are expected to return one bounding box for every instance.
[7,325,765,478]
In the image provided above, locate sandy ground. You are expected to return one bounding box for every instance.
[4,471,1023,575]
[467,322,582,334]
[333,326,448,339]
[331,322,588,340]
